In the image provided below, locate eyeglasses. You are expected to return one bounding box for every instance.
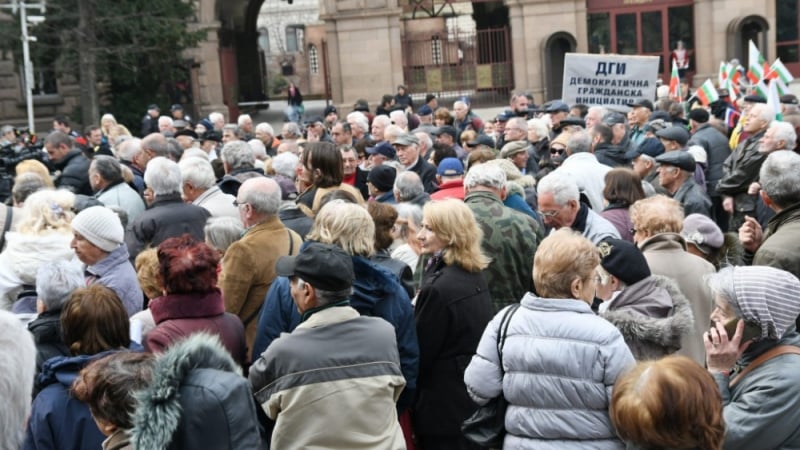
[550,148,565,155]
[537,209,560,218]
[233,199,248,208]
[629,228,637,235]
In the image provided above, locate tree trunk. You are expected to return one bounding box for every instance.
[78,0,98,129]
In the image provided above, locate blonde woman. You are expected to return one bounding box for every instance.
[413,199,494,450]
[100,113,118,138]
[0,189,79,311]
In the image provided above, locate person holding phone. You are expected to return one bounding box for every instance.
[704,265,800,449]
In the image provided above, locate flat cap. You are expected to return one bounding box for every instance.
[627,99,654,111]
[625,137,665,160]
[392,132,419,146]
[688,108,710,124]
[545,100,570,113]
[655,125,690,146]
[467,134,495,148]
[781,94,799,105]
[743,94,767,104]
[656,150,696,172]
[432,125,458,140]
[499,141,528,159]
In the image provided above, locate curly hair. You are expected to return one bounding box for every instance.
[611,355,725,450]
[533,228,599,299]
[18,188,75,234]
[630,195,684,235]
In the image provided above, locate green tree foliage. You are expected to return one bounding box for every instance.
[0,0,206,130]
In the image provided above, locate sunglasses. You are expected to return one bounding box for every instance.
[550,147,565,155]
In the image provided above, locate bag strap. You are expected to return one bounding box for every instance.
[0,206,12,251]
[496,304,520,374]
[730,345,800,387]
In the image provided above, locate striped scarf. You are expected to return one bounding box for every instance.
[733,266,800,340]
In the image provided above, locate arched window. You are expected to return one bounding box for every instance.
[309,44,319,75]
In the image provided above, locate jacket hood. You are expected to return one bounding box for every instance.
[132,333,241,450]
[4,231,76,283]
[601,275,694,357]
[37,343,142,389]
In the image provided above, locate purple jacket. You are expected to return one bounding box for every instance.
[146,289,247,367]
[601,205,634,243]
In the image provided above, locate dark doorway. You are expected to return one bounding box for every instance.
[545,33,577,101]
[728,15,769,67]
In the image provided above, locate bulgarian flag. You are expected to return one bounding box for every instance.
[669,59,682,101]
[719,61,729,86]
[768,58,795,84]
[747,41,770,83]
[727,63,742,86]
[754,80,769,98]
[696,79,719,106]
[767,79,783,121]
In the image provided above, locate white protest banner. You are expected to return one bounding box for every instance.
[562,53,660,107]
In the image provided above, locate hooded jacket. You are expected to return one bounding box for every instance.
[600,275,695,360]
[252,252,419,412]
[24,349,137,450]
[53,149,92,196]
[132,334,264,450]
[27,310,70,383]
[594,142,629,168]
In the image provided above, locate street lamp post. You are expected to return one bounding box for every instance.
[1,0,46,133]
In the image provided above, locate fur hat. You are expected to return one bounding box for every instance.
[71,206,124,252]
[598,238,651,286]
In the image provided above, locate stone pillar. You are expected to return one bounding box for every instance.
[189,0,226,117]
[505,0,586,103]
[320,0,403,106]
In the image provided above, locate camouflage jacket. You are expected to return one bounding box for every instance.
[465,190,541,312]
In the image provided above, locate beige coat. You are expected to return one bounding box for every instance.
[639,233,716,365]
[219,216,300,360]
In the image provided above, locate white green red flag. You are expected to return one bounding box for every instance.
[696,79,719,106]
[768,58,795,84]
[754,80,769,98]
[719,61,729,86]
[727,63,742,86]
[747,41,770,84]
[766,79,783,121]
[669,59,682,101]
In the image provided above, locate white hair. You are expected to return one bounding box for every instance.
[347,112,369,134]
[209,112,224,125]
[769,120,797,150]
[36,260,84,311]
[753,104,776,123]
[372,115,392,128]
[464,163,507,190]
[220,141,255,170]
[271,152,299,179]
[115,137,142,162]
[237,114,252,127]
[760,150,800,208]
[390,110,408,129]
[181,148,209,161]
[0,310,36,450]
[538,172,580,205]
[527,118,549,139]
[179,157,217,190]
[414,131,433,149]
[247,139,267,160]
[158,116,173,127]
[394,171,424,201]
[144,157,183,195]
[255,122,274,136]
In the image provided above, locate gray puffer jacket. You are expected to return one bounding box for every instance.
[600,275,694,360]
[464,294,635,450]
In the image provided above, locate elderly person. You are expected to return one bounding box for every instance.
[465,229,635,449]
[72,206,143,316]
[23,285,135,450]
[204,216,244,257]
[682,213,742,269]
[0,189,78,311]
[392,203,423,273]
[499,141,530,174]
[126,157,210,262]
[145,235,246,366]
[179,156,238,218]
[252,201,418,409]
[555,130,612,212]
[414,199,494,449]
[0,310,36,450]
[596,238,694,360]
[601,168,646,242]
[27,261,84,378]
[538,171,620,244]
[631,195,716,364]
[89,155,146,222]
[611,355,725,450]
[217,140,264,196]
[71,352,155,450]
[704,266,800,448]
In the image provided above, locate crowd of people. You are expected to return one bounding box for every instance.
[1,79,800,450]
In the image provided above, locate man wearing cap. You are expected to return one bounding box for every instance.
[466,134,496,154]
[432,125,466,160]
[656,151,712,217]
[199,130,222,160]
[393,132,437,193]
[627,137,666,193]
[687,107,731,228]
[323,105,338,132]
[493,111,512,149]
[500,141,530,174]
[305,116,333,143]
[545,100,571,136]
[170,104,192,125]
[627,99,653,147]
[416,105,434,125]
[430,158,465,200]
[366,141,396,168]
[249,242,406,449]
[367,165,397,203]
[141,104,160,137]
[71,206,143,316]
[173,128,198,151]
[717,103,773,231]
[602,111,633,153]
[220,177,300,358]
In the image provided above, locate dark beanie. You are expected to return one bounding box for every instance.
[368,165,396,193]
[597,238,651,286]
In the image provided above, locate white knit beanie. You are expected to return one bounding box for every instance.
[71,206,124,252]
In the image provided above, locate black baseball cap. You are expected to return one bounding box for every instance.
[275,242,355,291]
